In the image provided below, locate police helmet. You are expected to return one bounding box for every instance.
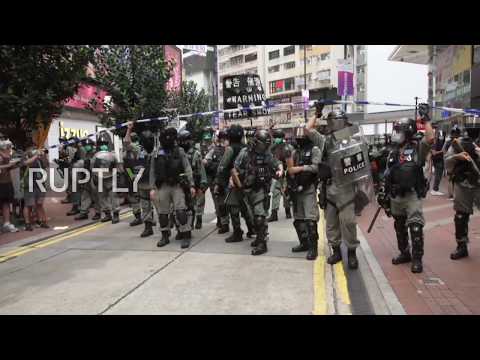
[392,118,417,144]
[326,110,348,132]
[272,129,285,139]
[160,127,178,149]
[253,129,271,153]
[97,132,111,146]
[450,125,461,138]
[138,129,155,153]
[226,125,244,142]
[294,125,311,147]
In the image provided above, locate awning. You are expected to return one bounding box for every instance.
[388,45,431,64]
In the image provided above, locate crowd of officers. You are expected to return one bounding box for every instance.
[57,102,480,274]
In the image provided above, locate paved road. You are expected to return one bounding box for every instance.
[0,191,397,315]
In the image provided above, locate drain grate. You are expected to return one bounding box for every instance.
[421,277,445,286]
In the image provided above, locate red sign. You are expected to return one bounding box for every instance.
[416,118,425,132]
[164,45,182,93]
[65,84,107,113]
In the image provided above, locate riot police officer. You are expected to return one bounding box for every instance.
[74,138,101,221]
[286,126,322,260]
[381,105,434,273]
[306,110,372,269]
[268,129,294,222]
[151,127,195,249]
[178,130,208,230]
[445,124,480,260]
[214,125,255,243]
[124,123,156,237]
[66,137,83,216]
[204,129,229,232]
[91,131,120,224]
[232,130,283,255]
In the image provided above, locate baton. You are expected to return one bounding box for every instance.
[367,206,382,233]
[451,140,480,178]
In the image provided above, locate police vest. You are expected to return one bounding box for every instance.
[453,137,480,186]
[294,144,317,188]
[244,151,272,189]
[386,142,426,197]
[206,145,225,177]
[137,150,151,184]
[154,147,184,186]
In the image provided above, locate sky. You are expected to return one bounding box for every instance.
[366,45,428,113]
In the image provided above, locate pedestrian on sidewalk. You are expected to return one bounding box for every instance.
[444,126,480,260]
[0,135,20,233]
[430,128,446,196]
[383,105,434,274]
[21,146,50,231]
[443,125,462,200]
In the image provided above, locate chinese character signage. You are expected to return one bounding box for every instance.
[65,84,108,113]
[181,45,207,56]
[222,74,270,120]
[164,45,182,94]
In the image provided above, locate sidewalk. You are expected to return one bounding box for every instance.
[0,191,108,248]
[359,179,480,315]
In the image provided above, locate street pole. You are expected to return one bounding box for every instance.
[304,45,307,122]
[415,96,419,120]
[343,45,347,113]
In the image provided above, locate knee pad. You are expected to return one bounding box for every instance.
[454,211,470,225]
[158,214,169,228]
[176,210,188,225]
[409,223,423,243]
[454,211,469,238]
[254,216,266,228]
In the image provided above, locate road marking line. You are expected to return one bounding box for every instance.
[0,212,133,263]
[313,213,327,315]
[334,263,351,306]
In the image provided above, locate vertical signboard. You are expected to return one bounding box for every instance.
[337,59,354,97]
[164,45,183,94]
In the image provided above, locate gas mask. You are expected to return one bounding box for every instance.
[253,130,271,154]
[294,126,311,148]
[160,128,177,150]
[139,130,155,153]
[325,111,348,133]
[392,118,417,145]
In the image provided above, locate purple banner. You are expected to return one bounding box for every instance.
[337,71,354,97]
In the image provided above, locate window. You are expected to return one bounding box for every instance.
[283,45,295,56]
[320,52,330,61]
[464,70,470,84]
[245,52,257,63]
[269,50,280,60]
[299,45,313,51]
[268,65,280,73]
[230,55,243,66]
[284,77,295,91]
[317,69,330,81]
[284,61,295,70]
[270,80,284,94]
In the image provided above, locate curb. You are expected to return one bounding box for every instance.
[357,225,407,315]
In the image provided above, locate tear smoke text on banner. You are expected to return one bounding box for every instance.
[222,74,270,120]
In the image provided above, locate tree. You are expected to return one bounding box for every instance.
[0,45,97,147]
[168,80,213,142]
[88,45,173,129]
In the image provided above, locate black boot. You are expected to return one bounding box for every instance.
[218,224,229,234]
[252,216,268,256]
[267,210,278,223]
[130,212,143,226]
[216,217,221,229]
[140,222,154,237]
[66,206,80,216]
[327,246,342,265]
[169,214,175,229]
[292,221,309,252]
[347,248,358,269]
[74,213,88,221]
[226,229,243,243]
[392,216,411,265]
[246,227,256,238]
[92,212,101,221]
[157,231,170,247]
[306,221,318,261]
[195,215,202,229]
[451,242,469,260]
[112,211,120,224]
[175,231,183,240]
[285,207,292,219]
[410,223,424,274]
[101,211,112,222]
[181,232,191,249]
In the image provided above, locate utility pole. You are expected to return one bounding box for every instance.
[304,45,307,122]
[343,45,347,112]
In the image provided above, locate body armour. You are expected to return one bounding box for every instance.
[154,147,184,186]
